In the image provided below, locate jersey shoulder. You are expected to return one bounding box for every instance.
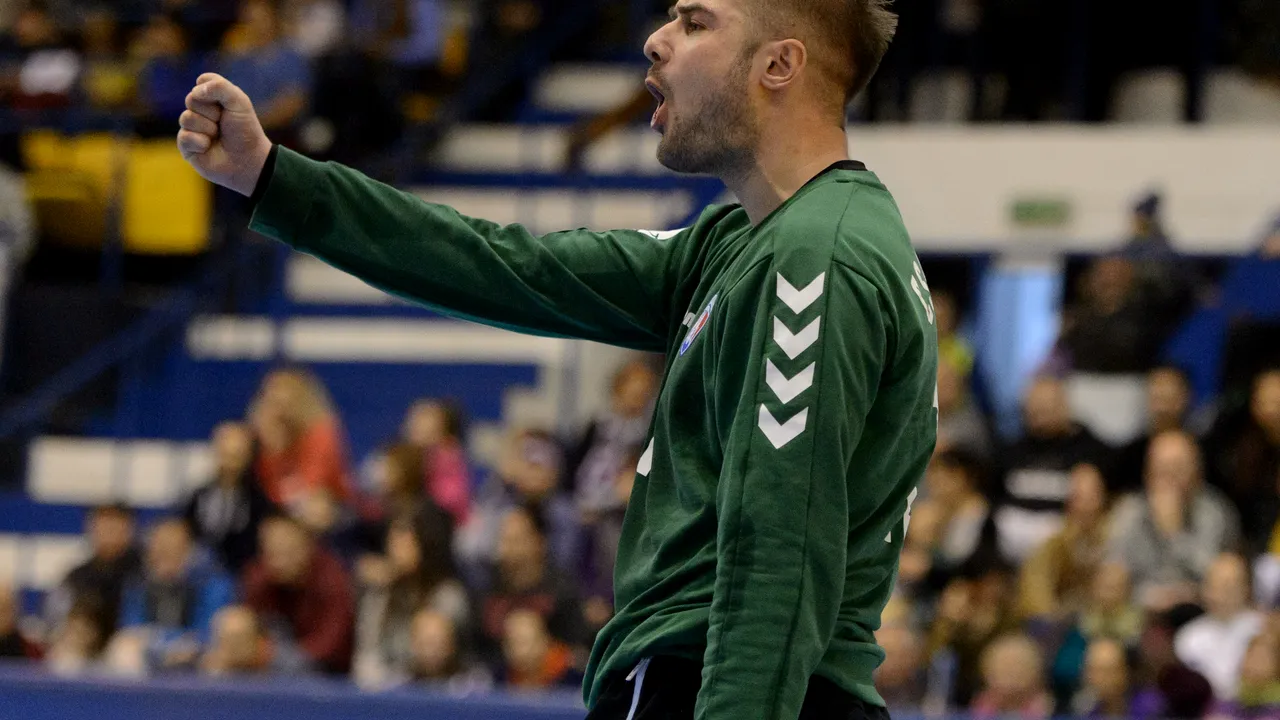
[770,171,914,282]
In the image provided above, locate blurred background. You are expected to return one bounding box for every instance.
[0,0,1278,718]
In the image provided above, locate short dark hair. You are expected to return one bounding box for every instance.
[747,0,898,111]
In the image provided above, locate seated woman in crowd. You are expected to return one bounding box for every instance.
[456,428,578,582]
[353,513,469,688]
[1019,463,1113,625]
[249,368,355,533]
[405,608,492,693]
[401,399,472,528]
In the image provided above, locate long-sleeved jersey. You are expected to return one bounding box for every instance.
[250,146,939,718]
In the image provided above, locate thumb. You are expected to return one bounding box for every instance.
[190,74,253,113]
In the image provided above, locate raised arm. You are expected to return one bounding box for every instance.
[179,73,695,350]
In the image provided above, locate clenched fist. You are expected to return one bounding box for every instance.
[178,73,274,197]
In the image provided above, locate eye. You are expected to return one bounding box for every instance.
[684,18,704,32]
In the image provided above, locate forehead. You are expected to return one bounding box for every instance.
[670,0,748,22]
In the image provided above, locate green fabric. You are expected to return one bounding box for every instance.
[252,147,939,719]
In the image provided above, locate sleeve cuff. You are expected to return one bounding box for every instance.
[249,144,279,207]
[248,145,325,249]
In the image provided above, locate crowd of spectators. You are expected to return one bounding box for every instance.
[0,359,660,697]
[876,214,1280,719]
[0,0,474,168]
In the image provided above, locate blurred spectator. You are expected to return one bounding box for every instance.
[0,583,38,660]
[1,3,81,110]
[0,150,33,378]
[1115,367,1195,493]
[1019,463,1113,622]
[353,514,469,688]
[499,608,583,691]
[184,421,277,575]
[358,442,439,535]
[899,450,995,601]
[115,518,235,673]
[581,451,638,634]
[935,290,975,382]
[249,369,355,529]
[994,376,1109,563]
[161,0,240,54]
[406,608,493,692]
[1217,634,1280,719]
[937,354,993,460]
[242,515,355,674]
[79,8,135,111]
[1124,193,1193,334]
[876,621,928,708]
[478,505,588,670]
[402,399,472,527]
[45,504,141,638]
[458,428,578,580]
[1125,193,1175,262]
[1058,256,1166,374]
[45,599,108,677]
[567,360,655,519]
[1211,370,1280,555]
[201,605,309,676]
[970,633,1052,720]
[283,0,344,58]
[1175,553,1264,701]
[134,13,212,138]
[1050,562,1144,713]
[219,0,312,140]
[928,558,1021,707]
[1079,562,1145,648]
[1108,431,1242,610]
[1130,612,1216,720]
[1071,637,1134,719]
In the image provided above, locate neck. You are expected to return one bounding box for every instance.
[723,122,850,225]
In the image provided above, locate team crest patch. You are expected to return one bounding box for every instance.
[679,294,717,356]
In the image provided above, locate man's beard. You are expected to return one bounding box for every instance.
[656,59,758,176]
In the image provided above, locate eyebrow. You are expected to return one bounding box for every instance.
[669,2,711,21]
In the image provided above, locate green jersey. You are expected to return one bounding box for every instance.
[251,147,938,719]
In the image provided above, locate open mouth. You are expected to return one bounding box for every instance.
[645,79,668,130]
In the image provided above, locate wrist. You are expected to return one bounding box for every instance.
[239,138,275,197]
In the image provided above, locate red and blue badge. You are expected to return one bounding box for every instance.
[679,294,717,356]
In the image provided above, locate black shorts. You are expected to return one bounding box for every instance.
[585,655,892,720]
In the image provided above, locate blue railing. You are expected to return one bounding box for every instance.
[0,663,586,720]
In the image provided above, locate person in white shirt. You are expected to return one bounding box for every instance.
[1174,552,1263,701]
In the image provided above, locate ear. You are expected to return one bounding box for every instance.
[759,38,807,92]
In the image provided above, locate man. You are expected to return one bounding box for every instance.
[177,0,936,715]
[241,515,355,674]
[45,504,141,637]
[1114,366,1193,493]
[117,518,235,672]
[993,376,1108,563]
[1107,431,1241,611]
[1173,553,1263,701]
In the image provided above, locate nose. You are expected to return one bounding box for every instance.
[643,24,667,65]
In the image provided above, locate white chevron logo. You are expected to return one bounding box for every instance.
[636,438,654,476]
[765,359,815,404]
[777,272,826,314]
[758,406,809,449]
[773,317,821,359]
